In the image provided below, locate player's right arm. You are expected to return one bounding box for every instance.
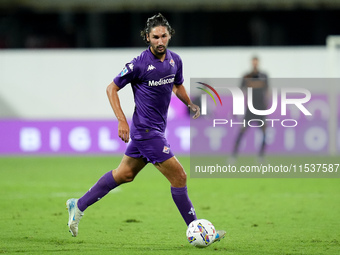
[106,81,129,143]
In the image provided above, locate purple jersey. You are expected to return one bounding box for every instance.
[114,48,184,140]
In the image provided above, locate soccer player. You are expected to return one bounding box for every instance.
[231,56,269,162]
[66,13,225,244]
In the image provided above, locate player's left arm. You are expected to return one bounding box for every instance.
[172,84,200,119]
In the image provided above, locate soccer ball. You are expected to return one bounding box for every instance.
[186,219,216,248]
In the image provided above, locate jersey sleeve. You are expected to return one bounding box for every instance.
[113,59,140,89]
[174,55,184,85]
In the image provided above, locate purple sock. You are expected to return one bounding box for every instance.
[77,171,118,212]
[171,186,197,225]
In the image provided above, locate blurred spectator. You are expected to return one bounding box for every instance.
[231,56,269,163]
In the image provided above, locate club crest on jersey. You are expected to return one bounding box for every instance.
[162,146,170,154]
[170,59,175,67]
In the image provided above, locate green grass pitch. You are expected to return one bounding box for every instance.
[0,156,339,255]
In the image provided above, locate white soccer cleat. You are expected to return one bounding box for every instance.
[213,230,226,243]
[66,198,84,237]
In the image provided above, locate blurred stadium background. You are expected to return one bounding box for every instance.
[1,0,340,156]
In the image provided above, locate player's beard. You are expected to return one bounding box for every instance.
[151,44,167,57]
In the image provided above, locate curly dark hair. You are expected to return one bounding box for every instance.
[140,13,175,44]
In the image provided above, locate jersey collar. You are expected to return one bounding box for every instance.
[147,47,171,62]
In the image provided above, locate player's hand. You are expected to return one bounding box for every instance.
[188,103,200,119]
[118,120,130,143]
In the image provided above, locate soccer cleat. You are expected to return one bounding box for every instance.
[213,230,226,243]
[66,198,84,237]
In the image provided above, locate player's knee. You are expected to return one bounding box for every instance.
[113,169,136,184]
[122,171,136,183]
